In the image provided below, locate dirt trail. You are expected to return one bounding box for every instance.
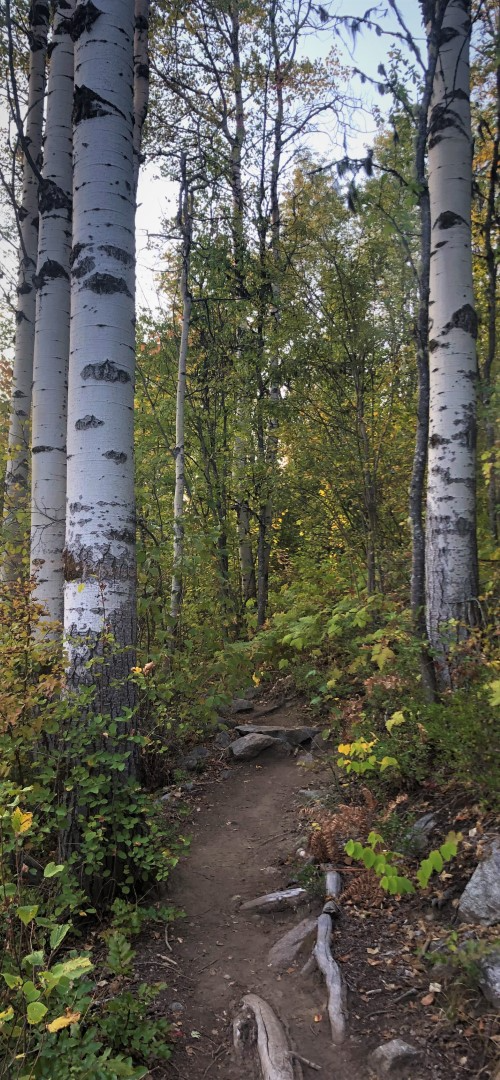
[139,701,463,1080]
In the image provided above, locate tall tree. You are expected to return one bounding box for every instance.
[30,0,75,627]
[63,0,137,718]
[423,0,480,685]
[2,0,49,577]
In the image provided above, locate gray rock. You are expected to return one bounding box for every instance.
[230,697,255,714]
[298,788,324,802]
[369,1039,422,1076]
[241,887,309,914]
[214,731,232,748]
[478,950,500,1009]
[230,733,281,760]
[169,1001,185,1015]
[239,686,261,701]
[160,791,173,803]
[235,723,320,745]
[458,838,500,925]
[220,769,232,780]
[267,916,317,970]
[404,812,438,855]
[183,746,209,771]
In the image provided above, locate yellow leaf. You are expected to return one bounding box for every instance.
[337,743,352,755]
[46,1010,81,1033]
[11,809,33,835]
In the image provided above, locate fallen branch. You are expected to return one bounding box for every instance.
[313,914,347,1044]
[288,1050,321,1071]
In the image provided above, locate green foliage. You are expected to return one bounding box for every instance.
[344,830,462,896]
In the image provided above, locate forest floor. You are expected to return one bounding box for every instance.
[137,693,499,1080]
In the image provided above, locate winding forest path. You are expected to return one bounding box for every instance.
[139,699,470,1080]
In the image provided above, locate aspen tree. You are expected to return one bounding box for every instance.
[2,0,49,577]
[64,0,137,716]
[424,0,480,683]
[30,0,75,626]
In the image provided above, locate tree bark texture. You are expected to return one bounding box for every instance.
[480,11,499,542]
[425,0,480,684]
[30,0,75,627]
[2,0,49,577]
[64,0,137,717]
[133,0,150,195]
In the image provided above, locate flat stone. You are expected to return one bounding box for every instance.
[267,916,317,970]
[369,1039,422,1076]
[458,838,500,925]
[404,812,438,855]
[230,733,281,760]
[298,788,324,801]
[235,724,320,745]
[214,731,232,748]
[478,950,500,1009]
[239,686,261,700]
[183,746,209,772]
[241,887,309,913]
[230,697,255,714]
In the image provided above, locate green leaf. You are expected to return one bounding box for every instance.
[49,924,71,951]
[345,840,355,856]
[22,981,41,1003]
[17,906,39,926]
[43,862,65,879]
[429,850,443,873]
[379,756,399,771]
[362,848,376,868]
[26,1001,48,1025]
[51,957,93,981]
[23,951,44,968]
[2,973,22,989]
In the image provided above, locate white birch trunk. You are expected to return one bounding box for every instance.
[133,0,150,195]
[170,156,192,635]
[425,0,479,684]
[30,0,75,627]
[2,0,49,576]
[64,0,137,716]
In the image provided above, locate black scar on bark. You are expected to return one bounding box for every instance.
[429,433,450,448]
[103,450,127,463]
[455,517,474,537]
[39,178,72,215]
[69,0,101,41]
[72,256,95,279]
[107,527,135,544]
[136,62,150,79]
[75,414,104,430]
[69,502,92,512]
[63,549,83,582]
[18,281,32,295]
[135,13,148,29]
[73,85,111,124]
[434,211,466,230]
[13,390,26,399]
[435,241,448,249]
[429,339,450,353]
[34,259,69,289]
[81,360,131,383]
[443,304,478,339]
[32,445,56,454]
[18,205,29,222]
[70,242,86,267]
[438,25,460,45]
[15,310,28,324]
[85,272,132,297]
[99,245,134,266]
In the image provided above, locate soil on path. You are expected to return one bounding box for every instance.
[137,700,496,1080]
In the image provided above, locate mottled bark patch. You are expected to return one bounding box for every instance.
[38,178,72,215]
[102,450,127,463]
[81,360,131,383]
[75,414,104,430]
[69,502,92,513]
[99,245,134,265]
[32,445,57,454]
[429,433,450,447]
[443,303,477,339]
[70,242,85,266]
[72,255,95,279]
[106,527,135,544]
[69,0,101,42]
[435,210,467,230]
[63,549,83,582]
[85,272,132,297]
[438,24,460,44]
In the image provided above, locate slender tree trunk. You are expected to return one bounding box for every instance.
[410,9,443,699]
[2,0,49,578]
[480,12,499,541]
[425,0,480,687]
[64,0,137,720]
[170,154,192,639]
[257,0,283,629]
[30,0,74,628]
[133,0,150,195]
